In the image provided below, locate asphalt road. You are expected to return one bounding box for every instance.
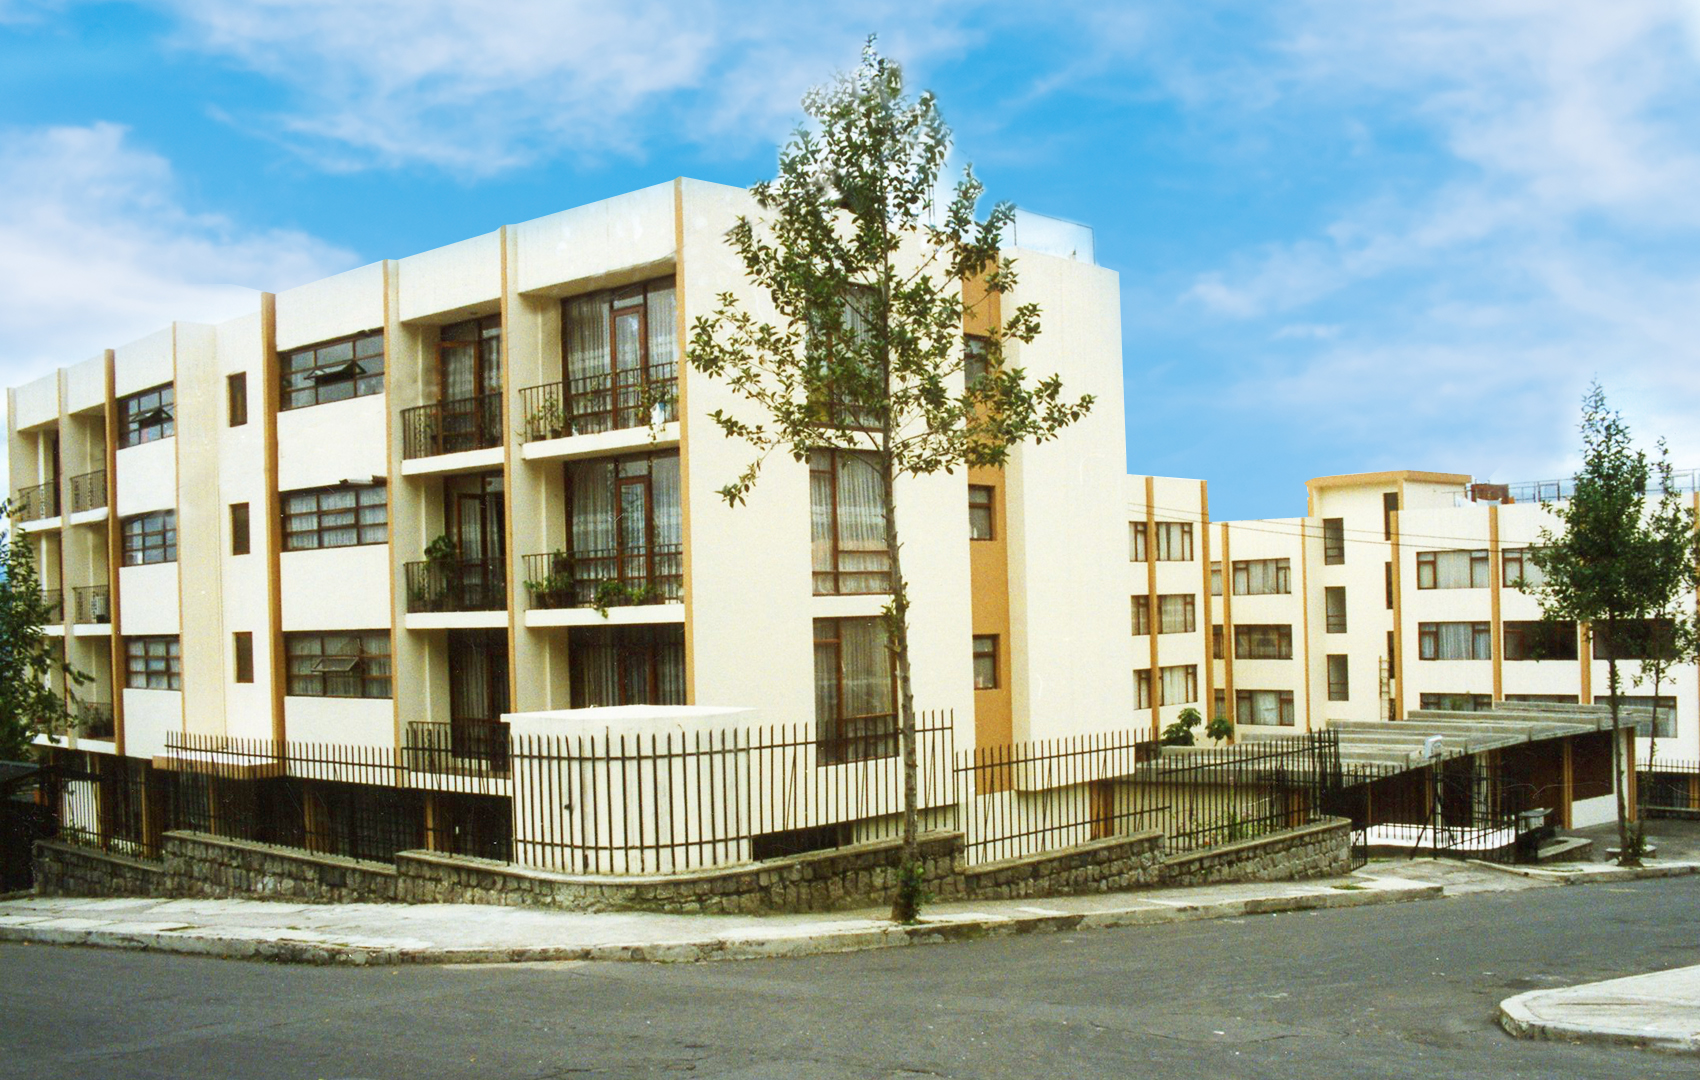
[3,876,1698,1079]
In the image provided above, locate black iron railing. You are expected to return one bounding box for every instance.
[1640,759,1700,815]
[517,363,677,442]
[400,392,502,459]
[404,721,510,777]
[404,558,507,613]
[521,545,683,610]
[69,470,107,512]
[11,481,57,522]
[74,700,115,739]
[73,585,111,624]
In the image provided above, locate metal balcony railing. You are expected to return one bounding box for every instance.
[69,469,107,512]
[403,720,509,777]
[11,481,57,522]
[75,700,115,739]
[517,364,677,442]
[73,585,111,625]
[400,392,502,460]
[404,558,507,613]
[521,545,683,610]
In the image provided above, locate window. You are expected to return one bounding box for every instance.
[233,632,254,684]
[121,511,176,565]
[1503,620,1578,661]
[227,373,248,427]
[1154,522,1194,561]
[1231,558,1290,595]
[1212,688,1226,722]
[570,624,686,708]
[810,449,891,594]
[1502,548,1547,589]
[1327,655,1349,701]
[964,335,991,387]
[1131,596,1152,636]
[281,330,384,410]
[1382,491,1399,540]
[1505,694,1579,704]
[972,635,998,689]
[1324,586,1347,633]
[814,617,896,761]
[968,485,995,540]
[1128,521,1148,562]
[1159,664,1198,706]
[1416,550,1490,589]
[1420,693,1493,712]
[1384,562,1394,609]
[1237,689,1294,726]
[282,483,388,550]
[285,632,391,698]
[562,280,677,434]
[1135,668,1152,710]
[1591,619,1676,661]
[1209,561,1222,596]
[1235,624,1293,660]
[1593,695,1677,739]
[230,503,250,556]
[1418,621,1492,660]
[1158,594,1196,634]
[1212,624,1224,659]
[1322,518,1345,564]
[119,384,174,447]
[125,636,181,690]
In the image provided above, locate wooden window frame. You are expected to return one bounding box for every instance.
[968,484,995,540]
[119,383,174,447]
[1417,621,1493,661]
[284,631,392,699]
[1157,593,1196,635]
[282,482,388,551]
[227,372,248,427]
[125,635,181,690]
[1134,668,1152,710]
[121,510,176,565]
[1415,549,1491,590]
[1128,521,1148,562]
[1131,595,1152,636]
[810,448,892,595]
[230,502,251,557]
[1231,557,1291,596]
[234,632,254,684]
[1154,522,1194,562]
[1234,624,1294,660]
[1419,692,1493,712]
[812,617,897,762]
[281,330,385,411]
[1503,620,1579,662]
[1326,654,1349,701]
[972,634,998,690]
[1324,586,1347,633]
[1158,664,1198,706]
[1322,518,1345,564]
[1236,689,1296,726]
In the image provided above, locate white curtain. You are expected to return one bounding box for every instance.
[1434,551,1472,589]
[1159,594,1191,634]
[565,295,611,383]
[646,285,677,371]
[1160,665,1194,705]
[569,461,618,592]
[1240,691,1282,726]
[837,453,888,592]
[1436,622,1476,659]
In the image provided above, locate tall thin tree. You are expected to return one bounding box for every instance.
[689,40,1093,921]
[1523,386,1699,866]
[0,502,86,759]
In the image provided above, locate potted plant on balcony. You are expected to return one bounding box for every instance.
[591,580,661,618]
[523,550,576,609]
[410,533,460,611]
[524,397,568,442]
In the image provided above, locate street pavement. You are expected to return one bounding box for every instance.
[1501,963,1700,1053]
[3,873,1698,1079]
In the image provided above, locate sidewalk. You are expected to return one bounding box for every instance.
[0,869,1441,966]
[1501,965,1700,1054]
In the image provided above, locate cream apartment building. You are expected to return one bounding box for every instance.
[1128,470,1699,762]
[8,180,1134,796]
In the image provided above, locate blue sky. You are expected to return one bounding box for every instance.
[3,1,1698,519]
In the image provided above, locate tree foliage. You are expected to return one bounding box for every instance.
[1523,384,1700,865]
[0,504,85,759]
[688,40,1094,921]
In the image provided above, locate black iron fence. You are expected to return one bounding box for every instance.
[69,469,106,512]
[73,584,110,625]
[401,392,502,459]
[521,546,683,610]
[11,481,57,522]
[518,364,677,442]
[404,557,507,613]
[1640,759,1700,815]
[1321,760,1544,863]
[404,721,510,777]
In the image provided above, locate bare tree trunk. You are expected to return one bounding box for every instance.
[1606,639,1638,867]
[884,469,921,922]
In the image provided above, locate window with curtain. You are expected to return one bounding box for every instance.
[972,635,998,689]
[282,483,387,550]
[569,625,686,709]
[561,278,677,433]
[1593,694,1677,738]
[1134,668,1152,710]
[1128,521,1148,562]
[281,330,384,410]
[1322,518,1345,564]
[1131,596,1152,636]
[1591,618,1674,661]
[1236,689,1294,726]
[1154,522,1194,561]
[119,384,174,447]
[1158,594,1196,634]
[1209,562,1222,596]
[121,511,176,565]
[1159,665,1197,705]
[1502,547,1547,589]
[811,449,891,594]
[1420,693,1492,712]
[1324,586,1347,633]
[968,485,994,540]
[1326,655,1348,701]
[1235,625,1293,660]
[813,617,896,762]
[1232,558,1290,595]
[1503,620,1578,661]
[125,636,181,690]
[1418,621,1492,660]
[564,452,682,602]
[1416,549,1490,589]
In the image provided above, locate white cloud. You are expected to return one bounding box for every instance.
[0,121,356,384]
[141,0,986,174]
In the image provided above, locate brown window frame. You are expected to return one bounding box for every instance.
[1128,521,1148,562]
[1135,668,1152,710]
[1154,522,1194,561]
[1322,518,1345,564]
[1324,586,1347,633]
[1503,620,1579,662]
[282,482,388,551]
[968,484,995,540]
[1416,549,1491,590]
[1132,595,1152,636]
[1234,624,1294,660]
[1326,654,1349,701]
[1419,693,1493,712]
[281,330,385,411]
[1231,558,1290,595]
[972,634,998,690]
[810,448,892,595]
[233,632,254,684]
[1418,621,1493,661]
[227,372,248,427]
[1157,593,1196,634]
[285,631,392,699]
[230,502,251,556]
[125,635,181,690]
[1502,547,1547,589]
[119,383,174,447]
[813,617,897,763]
[121,510,176,565]
[1236,689,1295,726]
[1158,664,1198,706]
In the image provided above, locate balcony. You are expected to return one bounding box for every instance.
[73,585,111,625]
[75,700,115,740]
[401,392,502,461]
[521,546,683,611]
[41,589,63,623]
[404,558,507,614]
[517,365,677,443]
[403,720,509,777]
[69,470,107,513]
[11,481,57,523]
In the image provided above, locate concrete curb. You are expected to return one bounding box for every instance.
[1467,860,1700,884]
[0,878,1442,966]
[1500,986,1700,1055]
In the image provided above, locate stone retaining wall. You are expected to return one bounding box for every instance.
[1159,817,1352,887]
[33,819,1349,912]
